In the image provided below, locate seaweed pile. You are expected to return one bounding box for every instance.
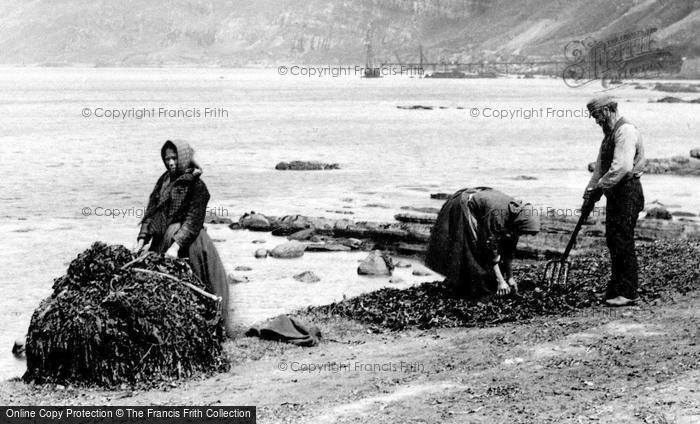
[24,242,228,387]
[304,241,700,331]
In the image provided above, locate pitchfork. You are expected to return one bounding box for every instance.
[543,200,596,286]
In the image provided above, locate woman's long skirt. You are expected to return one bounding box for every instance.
[424,189,494,298]
[150,223,232,336]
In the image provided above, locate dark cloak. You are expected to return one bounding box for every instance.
[425,188,540,298]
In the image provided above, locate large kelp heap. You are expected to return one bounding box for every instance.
[305,241,700,331]
[24,242,228,387]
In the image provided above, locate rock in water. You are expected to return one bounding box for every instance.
[254,249,269,258]
[646,207,672,220]
[275,161,340,170]
[656,96,685,103]
[239,212,272,231]
[294,271,321,283]
[358,251,393,276]
[23,242,228,388]
[270,241,306,259]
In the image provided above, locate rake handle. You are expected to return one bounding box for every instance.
[559,200,596,262]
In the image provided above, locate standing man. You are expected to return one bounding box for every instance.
[584,96,646,306]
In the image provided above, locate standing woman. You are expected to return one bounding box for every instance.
[135,139,232,336]
[425,188,540,298]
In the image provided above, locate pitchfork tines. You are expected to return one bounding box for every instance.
[542,200,595,286]
[544,259,571,286]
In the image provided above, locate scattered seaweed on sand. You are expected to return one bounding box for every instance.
[303,241,699,332]
[24,242,229,388]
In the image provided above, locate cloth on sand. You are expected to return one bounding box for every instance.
[245,315,322,347]
[424,188,540,298]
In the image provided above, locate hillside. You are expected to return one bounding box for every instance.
[0,0,698,66]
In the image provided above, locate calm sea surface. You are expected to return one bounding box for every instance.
[0,67,698,380]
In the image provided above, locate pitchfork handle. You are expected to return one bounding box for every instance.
[560,200,596,262]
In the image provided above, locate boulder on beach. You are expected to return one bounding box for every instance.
[645,207,672,220]
[254,248,268,258]
[275,161,340,171]
[23,242,228,387]
[239,212,272,231]
[293,271,320,283]
[270,241,306,259]
[357,250,394,276]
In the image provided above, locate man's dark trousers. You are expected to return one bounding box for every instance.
[604,177,644,299]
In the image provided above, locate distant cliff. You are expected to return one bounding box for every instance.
[0,0,698,66]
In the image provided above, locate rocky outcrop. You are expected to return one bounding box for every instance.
[233,208,700,260]
[656,96,686,103]
[653,83,700,93]
[644,156,700,175]
[275,161,340,171]
[587,155,700,176]
[238,212,273,231]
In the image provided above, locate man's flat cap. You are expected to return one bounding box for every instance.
[586,95,617,112]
